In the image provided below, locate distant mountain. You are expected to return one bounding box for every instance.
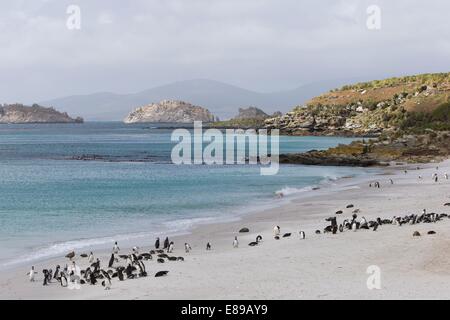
[40,78,364,121]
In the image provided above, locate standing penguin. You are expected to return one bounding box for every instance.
[27,266,37,282]
[233,237,239,248]
[53,265,61,280]
[163,237,169,250]
[155,237,160,249]
[299,231,306,240]
[206,242,212,251]
[108,254,115,268]
[112,241,120,254]
[184,243,192,253]
[88,252,95,264]
[168,242,174,253]
[273,226,281,237]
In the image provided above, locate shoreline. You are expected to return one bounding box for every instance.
[2,159,450,299]
[0,165,374,272]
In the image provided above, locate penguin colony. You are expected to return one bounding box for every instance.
[27,171,449,292]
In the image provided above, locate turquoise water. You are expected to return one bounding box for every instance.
[0,122,370,267]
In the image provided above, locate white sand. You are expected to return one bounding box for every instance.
[2,160,450,300]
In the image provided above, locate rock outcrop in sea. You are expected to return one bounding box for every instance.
[124,100,216,123]
[0,104,83,124]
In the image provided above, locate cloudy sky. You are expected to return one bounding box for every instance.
[1,0,449,103]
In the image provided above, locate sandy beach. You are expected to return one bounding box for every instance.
[2,160,450,300]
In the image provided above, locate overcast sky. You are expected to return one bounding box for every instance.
[1,0,449,103]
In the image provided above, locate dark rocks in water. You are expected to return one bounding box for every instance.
[239,227,250,233]
[279,152,380,167]
[428,231,436,235]
[413,231,421,237]
[315,230,321,234]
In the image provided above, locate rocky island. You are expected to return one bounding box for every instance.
[124,100,216,123]
[0,104,83,124]
[273,72,450,166]
[211,107,281,129]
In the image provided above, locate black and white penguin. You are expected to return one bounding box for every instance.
[60,272,68,287]
[27,266,37,282]
[184,243,192,253]
[168,241,174,253]
[53,265,61,280]
[155,271,169,277]
[88,251,95,264]
[256,235,263,243]
[163,237,169,249]
[299,231,305,239]
[233,237,239,248]
[112,241,120,255]
[108,254,115,268]
[206,242,212,250]
[155,237,160,249]
[273,226,281,237]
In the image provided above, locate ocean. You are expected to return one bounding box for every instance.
[0,122,374,268]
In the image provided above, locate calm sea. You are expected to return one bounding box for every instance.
[0,122,372,268]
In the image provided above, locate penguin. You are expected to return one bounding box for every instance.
[155,237,160,249]
[100,270,111,290]
[184,243,192,253]
[339,224,344,233]
[137,261,147,277]
[206,242,212,250]
[299,231,306,239]
[117,267,124,281]
[27,266,37,282]
[88,252,95,264]
[59,272,68,287]
[248,241,258,246]
[233,237,239,248]
[256,235,263,242]
[92,258,100,272]
[126,256,132,267]
[283,233,291,238]
[108,254,115,268]
[273,226,280,237]
[132,246,139,254]
[155,271,169,277]
[167,241,174,253]
[112,241,120,254]
[42,269,49,286]
[157,258,165,263]
[352,221,357,232]
[177,257,184,261]
[53,265,61,280]
[163,237,169,249]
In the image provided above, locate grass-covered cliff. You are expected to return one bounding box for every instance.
[266,72,450,136]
